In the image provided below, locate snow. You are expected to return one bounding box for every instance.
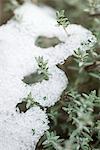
[29,66,67,107]
[0,2,96,150]
[0,107,49,150]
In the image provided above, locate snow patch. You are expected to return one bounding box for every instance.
[0,107,48,150]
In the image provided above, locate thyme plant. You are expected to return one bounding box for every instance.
[41,91,100,150]
[43,131,63,150]
[23,92,40,109]
[36,3,100,148]
[56,10,70,35]
[35,56,50,81]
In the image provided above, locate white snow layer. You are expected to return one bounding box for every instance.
[0,2,96,150]
[0,107,49,150]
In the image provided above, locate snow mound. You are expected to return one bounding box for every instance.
[0,107,48,150]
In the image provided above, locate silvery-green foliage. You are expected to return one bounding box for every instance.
[42,91,100,150]
[4,0,19,11]
[56,10,70,28]
[35,56,50,80]
[43,131,63,150]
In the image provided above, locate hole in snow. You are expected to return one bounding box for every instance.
[16,92,44,113]
[16,101,27,113]
[22,72,48,85]
[35,36,62,48]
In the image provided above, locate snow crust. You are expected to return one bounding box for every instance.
[0,2,96,150]
[0,107,49,150]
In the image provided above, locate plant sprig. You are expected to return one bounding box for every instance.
[56,10,70,35]
[23,92,39,109]
[35,56,50,80]
[43,131,63,150]
[62,90,100,150]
